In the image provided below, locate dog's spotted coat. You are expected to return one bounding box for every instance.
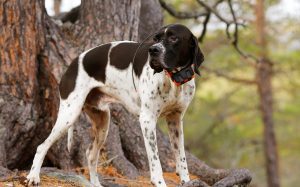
[26,24,204,187]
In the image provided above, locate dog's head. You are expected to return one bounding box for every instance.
[149,24,204,75]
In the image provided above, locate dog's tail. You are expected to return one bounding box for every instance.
[67,125,74,152]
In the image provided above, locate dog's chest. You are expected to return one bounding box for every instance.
[100,63,195,116]
[138,67,195,115]
[163,84,194,113]
[159,80,195,116]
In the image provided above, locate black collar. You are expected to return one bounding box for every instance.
[165,64,196,86]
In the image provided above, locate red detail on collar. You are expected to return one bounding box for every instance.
[165,70,195,86]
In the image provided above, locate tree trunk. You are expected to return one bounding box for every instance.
[0,0,141,169]
[255,0,280,187]
[0,0,51,168]
[53,0,62,16]
[138,0,163,41]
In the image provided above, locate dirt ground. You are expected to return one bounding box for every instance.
[0,166,198,187]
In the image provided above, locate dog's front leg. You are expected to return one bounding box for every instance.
[166,112,190,185]
[139,109,167,187]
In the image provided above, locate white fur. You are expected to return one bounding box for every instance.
[152,42,167,68]
[27,55,96,185]
[27,41,195,187]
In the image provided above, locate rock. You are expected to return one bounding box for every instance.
[0,166,13,178]
[41,168,93,187]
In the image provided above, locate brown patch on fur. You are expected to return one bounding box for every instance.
[110,42,150,77]
[83,89,110,142]
[82,43,111,83]
[84,104,109,134]
[59,57,79,99]
[85,88,104,107]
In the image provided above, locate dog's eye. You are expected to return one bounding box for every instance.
[168,36,178,43]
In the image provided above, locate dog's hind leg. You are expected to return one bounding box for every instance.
[84,103,110,187]
[166,112,190,185]
[26,88,91,185]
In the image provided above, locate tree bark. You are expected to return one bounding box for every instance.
[0,0,141,169]
[255,0,280,187]
[138,0,163,41]
[0,0,52,169]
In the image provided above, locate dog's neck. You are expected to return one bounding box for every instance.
[164,64,196,86]
[145,65,194,89]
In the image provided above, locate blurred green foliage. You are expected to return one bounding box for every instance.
[159,0,300,186]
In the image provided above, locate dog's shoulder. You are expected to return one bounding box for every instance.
[109,41,150,78]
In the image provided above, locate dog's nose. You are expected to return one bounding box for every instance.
[149,46,161,56]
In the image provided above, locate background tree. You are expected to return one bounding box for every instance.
[53,0,61,16]
[159,0,300,186]
[255,1,279,186]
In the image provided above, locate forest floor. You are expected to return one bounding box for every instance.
[0,165,198,187]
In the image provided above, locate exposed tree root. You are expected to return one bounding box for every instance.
[181,169,252,187]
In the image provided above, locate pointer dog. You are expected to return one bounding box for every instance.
[27,24,204,187]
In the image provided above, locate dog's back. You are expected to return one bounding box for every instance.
[59,41,151,114]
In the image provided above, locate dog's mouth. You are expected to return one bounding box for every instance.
[149,57,163,74]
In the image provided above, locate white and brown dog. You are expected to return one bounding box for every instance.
[26,24,204,187]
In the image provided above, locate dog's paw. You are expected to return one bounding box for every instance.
[151,178,167,187]
[180,174,190,185]
[176,169,190,184]
[90,179,103,187]
[26,172,40,186]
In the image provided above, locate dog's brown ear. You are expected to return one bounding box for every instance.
[191,35,204,75]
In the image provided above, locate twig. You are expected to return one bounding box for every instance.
[103,176,151,184]
[202,66,256,85]
[99,155,119,166]
[159,0,207,19]
[195,0,230,24]
[227,0,259,64]
[198,12,210,43]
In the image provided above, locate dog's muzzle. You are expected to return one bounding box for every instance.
[149,45,164,73]
[149,45,161,57]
